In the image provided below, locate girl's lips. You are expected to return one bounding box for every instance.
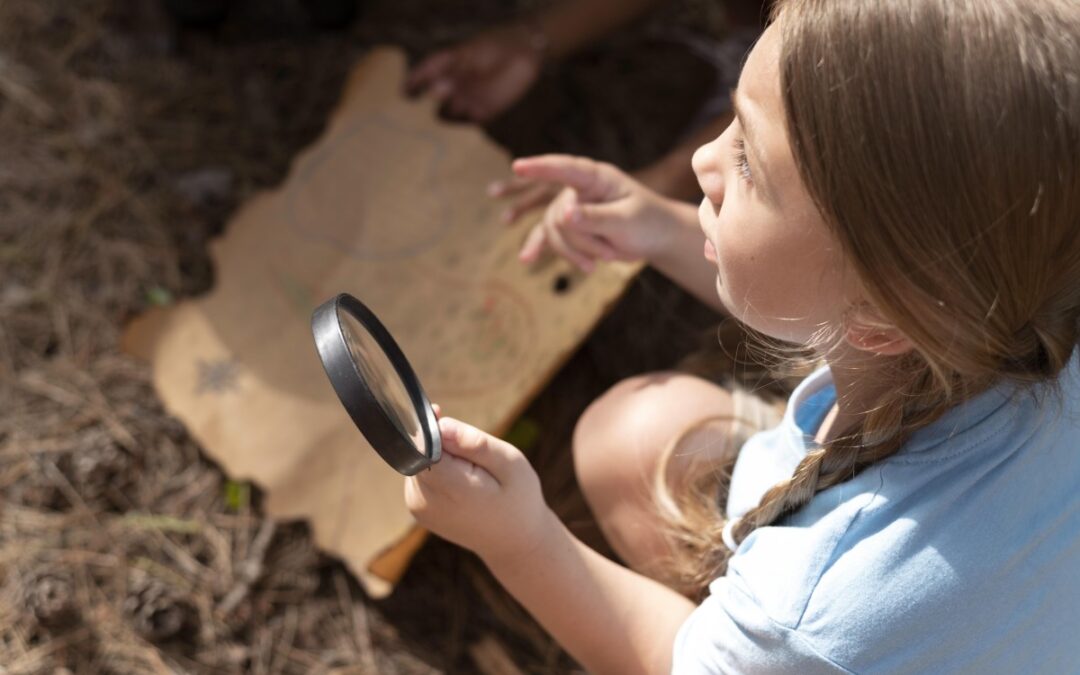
[704,238,718,262]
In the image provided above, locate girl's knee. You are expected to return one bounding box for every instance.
[573,374,667,487]
[572,372,733,499]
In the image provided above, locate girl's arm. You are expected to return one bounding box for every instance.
[406,418,695,675]
[486,512,696,675]
[646,199,726,312]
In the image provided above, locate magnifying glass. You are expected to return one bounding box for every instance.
[311,293,441,475]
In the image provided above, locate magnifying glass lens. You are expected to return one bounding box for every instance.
[315,293,440,473]
[312,293,440,475]
[337,307,425,453]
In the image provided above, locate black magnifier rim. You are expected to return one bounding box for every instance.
[311,293,441,476]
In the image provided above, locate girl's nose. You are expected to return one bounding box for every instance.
[692,137,726,204]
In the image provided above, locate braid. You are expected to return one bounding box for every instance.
[731,361,949,546]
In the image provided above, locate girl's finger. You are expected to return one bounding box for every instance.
[502,184,560,223]
[438,417,520,482]
[563,229,617,263]
[416,450,497,495]
[558,201,622,240]
[545,225,596,273]
[511,155,615,201]
[488,175,531,197]
[518,223,548,263]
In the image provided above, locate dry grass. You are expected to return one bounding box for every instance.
[0,0,748,672]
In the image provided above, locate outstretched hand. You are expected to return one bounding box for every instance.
[405,417,555,565]
[511,155,679,273]
[405,23,545,123]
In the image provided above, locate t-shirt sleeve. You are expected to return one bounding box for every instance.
[671,577,852,675]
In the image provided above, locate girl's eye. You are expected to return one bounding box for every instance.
[733,137,753,185]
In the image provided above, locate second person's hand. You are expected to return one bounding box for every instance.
[405,22,546,123]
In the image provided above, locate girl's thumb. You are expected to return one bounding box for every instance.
[438,417,517,478]
[563,202,612,236]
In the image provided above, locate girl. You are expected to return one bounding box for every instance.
[405,0,1080,672]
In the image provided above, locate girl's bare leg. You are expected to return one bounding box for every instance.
[572,372,738,578]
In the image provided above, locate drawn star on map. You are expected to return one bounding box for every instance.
[195,358,240,395]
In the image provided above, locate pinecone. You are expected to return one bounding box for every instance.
[62,433,133,509]
[24,569,79,628]
[123,569,197,643]
[9,476,65,510]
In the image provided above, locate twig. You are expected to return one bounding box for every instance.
[15,372,83,408]
[3,628,90,675]
[268,604,299,675]
[333,569,378,673]
[216,519,276,615]
[68,367,139,451]
[0,53,55,123]
[15,369,138,450]
[17,439,103,529]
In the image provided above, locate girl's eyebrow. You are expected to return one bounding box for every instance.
[731,87,777,204]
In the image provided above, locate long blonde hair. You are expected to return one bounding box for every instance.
[662,0,1080,596]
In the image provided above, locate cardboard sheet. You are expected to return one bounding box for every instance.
[124,48,639,597]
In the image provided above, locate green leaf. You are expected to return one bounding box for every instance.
[501,416,541,452]
[224,480,250,512]
[146,286,174,306]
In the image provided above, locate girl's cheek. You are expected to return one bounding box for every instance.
[713,218,746,291]
[714,207,769,307]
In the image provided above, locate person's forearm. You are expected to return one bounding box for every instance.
[648,200,728,313]
[534,0,661,59]
[483,512,695,675]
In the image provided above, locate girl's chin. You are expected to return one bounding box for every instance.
[714,275,732,312]
[713,280,773,341]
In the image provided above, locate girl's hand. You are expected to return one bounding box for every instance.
[405,23,545,123]
[405,417,556,565]
[512,155,679,273]
[488,174,563,225]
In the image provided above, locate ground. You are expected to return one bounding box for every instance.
[0,1,748,672]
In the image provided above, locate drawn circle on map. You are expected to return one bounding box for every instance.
[402,281,537,398]
[311,293,441,476]
[287,115,453,260]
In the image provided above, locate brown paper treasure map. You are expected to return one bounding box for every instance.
[124,48,639,597]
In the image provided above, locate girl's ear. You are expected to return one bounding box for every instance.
[842,308,915,356]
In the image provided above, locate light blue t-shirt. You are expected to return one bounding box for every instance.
[673,356,1080,674]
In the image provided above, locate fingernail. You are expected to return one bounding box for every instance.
[487,181,504,197]
[502,209,514,223]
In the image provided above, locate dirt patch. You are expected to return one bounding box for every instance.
[0,0,752,672]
